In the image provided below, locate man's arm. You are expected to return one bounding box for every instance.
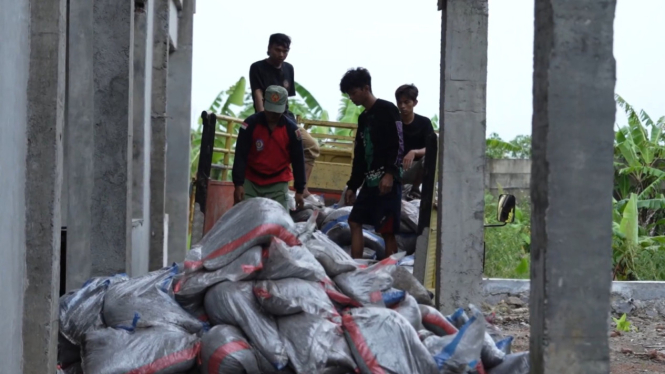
[347,125,366,191]
[287,123,307,194]
[249,63,265,112]
[376,104,404,178]
[232,120,254,187]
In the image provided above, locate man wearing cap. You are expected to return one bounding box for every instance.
[232,85,306,210]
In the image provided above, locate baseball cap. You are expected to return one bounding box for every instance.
[263,85,288,113]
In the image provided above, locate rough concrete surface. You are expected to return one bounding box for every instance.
[64,0,95,291]
[149,0,170,270]
[0,0,30,371]
[530,1,617,373]
[91,0,134,276]
[436,0,488,314]
[166,0,194,263]
[22,0,67,372]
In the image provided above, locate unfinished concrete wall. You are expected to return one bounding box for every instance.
[0,0,30,371]
[529,0,617,372]
[436,0,488,313]
[91,1,134,276]
[22,0,68,372]
[166,0,195,263]
[484,159,531,197]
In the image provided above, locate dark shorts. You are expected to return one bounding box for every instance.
[348,183,402,234]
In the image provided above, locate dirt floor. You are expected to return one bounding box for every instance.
[487,299,665,373]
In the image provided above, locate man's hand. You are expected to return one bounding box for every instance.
[379,173,394,195]
[295,193,305,210]
[233,186,245,205]
[403,150,417,170]
[345,188,357,206]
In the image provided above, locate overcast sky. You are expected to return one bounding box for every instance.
[191,0,664,140]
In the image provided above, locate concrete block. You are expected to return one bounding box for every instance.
[530,1,617,372]
[436,0,488,314]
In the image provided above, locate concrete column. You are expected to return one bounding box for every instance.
[91,0,134,276]
[435,0,488,313]
[22,0,68,371]
[149,0,171,270]
[131,0,155,277]
[166,0,195,263]
[0,0,30,371]
[529,1,616,373]
[64,0,95,290]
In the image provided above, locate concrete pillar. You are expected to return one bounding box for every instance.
[22,0,68,371]
[64,0,95,290]
[0,0,30,371]
[529,1,616,372]
[91,0,134,276]
[149,0,171,270]
[435,0,488,313]
[131,0,155,277]
[166,0,195,263]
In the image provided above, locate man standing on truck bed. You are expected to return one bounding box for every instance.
[341,68,404,259]
[395,84,435,199]
[232,85,306,211]
[249,33,319,199]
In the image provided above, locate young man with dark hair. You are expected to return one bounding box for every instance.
[395,84,435,197]
[232,85,306,211]
[341,68,404,259]
[249,33,319,198]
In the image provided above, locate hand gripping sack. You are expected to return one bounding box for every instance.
[189,198,300,271]
[102,265,205,334]
[254,278,340,322]
[81,326,200,374]
[59,274,129,345]
[204,281,288,370]
[333,253,403,307]
[304,231,358,277]
[201,325,261,374]
[278,312,338,373]
[258,237,327,282]
[342,307,439,374]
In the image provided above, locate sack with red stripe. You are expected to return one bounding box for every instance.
[254,278,340,322]
[391,293,424,331]
[333,253,403,307]
[304,231,358,277]
[173,246,263,312]
[200,325,260,374]
[204,281,288,370]
[81,326,200,374]
[278,312,339,373]
[326,330,358,372]
[342,307,439,374]
[258,237,327,282]
[190,198,300,272]
[419,305,459,337]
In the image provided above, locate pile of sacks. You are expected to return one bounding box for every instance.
[57,197,529,374]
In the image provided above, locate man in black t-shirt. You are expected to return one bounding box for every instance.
[395,84,435,197]
[249,33,319,198]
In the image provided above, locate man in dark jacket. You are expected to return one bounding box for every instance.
[341,68,404,259]
[232,85,306,210]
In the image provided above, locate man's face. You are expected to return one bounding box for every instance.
[347,86,369,106]
[397,96,418,117]
[267,44,289,64]
[264,110,283,123]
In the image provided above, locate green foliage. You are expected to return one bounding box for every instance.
[485,133,532,159]
[612,314,633,332]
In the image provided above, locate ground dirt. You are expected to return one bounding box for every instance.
[485,300,665,373]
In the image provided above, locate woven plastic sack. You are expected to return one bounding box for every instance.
[392,266,433,306]
[320,206,353,233]
[278,312,338,373]
[495,337,513,354]
[342,307,439,374]
[448,306,506,369]
[102,265,205,334]
[400,200,419,233]
[391,293,424,331]
[431,308,486,374]
[419,305,459,336]
[291,208,314,223]
[326,330,358,372]
[321,278,362,308]
[487,352,529,374]
[81,326,200,374]
[59,274,129,345]
[254,278,340,322]
[201,325,261,374]
[396,233,418,255]
[204,281,288,370]
[304,231,358,277]
[58,332,81,367]
[187,198,300,271]
[333,254,403,307]
[317,207,335,228]
[58,362,83,374]
[173,246,263,310]
[258,237,327,282]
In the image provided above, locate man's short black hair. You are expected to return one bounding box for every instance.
[340,67,372,94]
[395,84,419,101]
[268,33,291,49]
